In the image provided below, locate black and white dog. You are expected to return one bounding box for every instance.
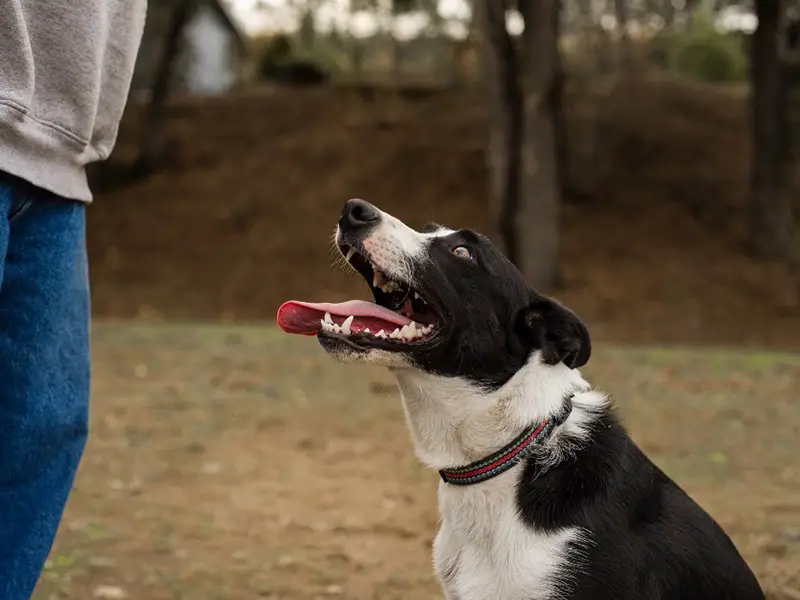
[277,199,765,600]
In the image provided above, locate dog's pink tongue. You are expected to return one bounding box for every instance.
[277,300,412,335]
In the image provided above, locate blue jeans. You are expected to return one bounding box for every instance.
[0,173,90,599]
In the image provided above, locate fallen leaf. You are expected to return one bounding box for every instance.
[93,585,129,599]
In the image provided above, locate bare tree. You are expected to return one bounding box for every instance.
[614,0,631,70]
[452,0,479,87]
[661,0,677,29]
[134,0,196,177]
[479,0,562,291]
[549,4,575,204]
[749,0,794,260]
[517,0,562,290]
[479,0,523,261]
[683,0,702,29]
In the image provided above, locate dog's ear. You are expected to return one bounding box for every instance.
[515,296,591,369]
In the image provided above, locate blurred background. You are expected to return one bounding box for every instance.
[37,1,800,599]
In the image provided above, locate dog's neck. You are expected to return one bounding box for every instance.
[392,353,598,472]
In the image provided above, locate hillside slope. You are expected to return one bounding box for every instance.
[88,80,800,348]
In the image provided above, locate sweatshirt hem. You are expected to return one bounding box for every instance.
[0,103,93,203]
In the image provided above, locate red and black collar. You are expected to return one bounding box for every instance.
[438,393,574,486]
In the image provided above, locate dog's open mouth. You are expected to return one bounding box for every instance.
[276,244,437,349]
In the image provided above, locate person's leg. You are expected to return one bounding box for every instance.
[0,173,91,599]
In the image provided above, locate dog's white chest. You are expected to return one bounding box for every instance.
[433,475,580,600]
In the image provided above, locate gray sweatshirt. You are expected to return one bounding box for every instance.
[0,1,147,202]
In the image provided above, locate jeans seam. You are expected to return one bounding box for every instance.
[8,198,33,223]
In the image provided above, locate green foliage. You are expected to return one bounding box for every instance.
[256,34,346,83]
[293,37,348,76]
[651,10,748,83]
[257,34,293,78]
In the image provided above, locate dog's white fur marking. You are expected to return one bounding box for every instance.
[393,354,598,469]
[433,479,587,600]
[393,356,606,600]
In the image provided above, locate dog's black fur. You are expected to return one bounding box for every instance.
[328,200,765,599]
[520,414,764,599]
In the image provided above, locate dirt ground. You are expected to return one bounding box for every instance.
[33,324,800,600]
[87,78,800,349]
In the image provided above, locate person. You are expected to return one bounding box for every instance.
[0,2,146,597]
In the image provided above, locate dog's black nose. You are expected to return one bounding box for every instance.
[340,199,381,232]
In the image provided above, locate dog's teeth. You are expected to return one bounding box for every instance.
[401,322,418,339]
[417,323,432,336]
[413,292,421,300]
[324,312,333,324]
[373,270,385,288]
[345,248,356,263]
[364,328,370,334]
[376,330,386,338]
[332,324,341,333]
[390,328,402,339]
[341,315,354,335]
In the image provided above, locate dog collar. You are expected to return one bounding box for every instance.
[438,393,574,486]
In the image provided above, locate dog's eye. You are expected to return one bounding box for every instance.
[452,246,473,260]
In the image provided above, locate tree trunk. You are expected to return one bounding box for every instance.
[749,0,793,259]
[576,0,594,27]
[662,0,676,30]
[683,0,702,30]
[391,36,404,81]
[478,0,562,291]
[477,0,524,263]
[614,0,631,71]
[552,63,572,203]
[551,5,573,204]
[517,0,561,290]
[134,0,196,177]
[452,0,479,87]
[299,9,316,50]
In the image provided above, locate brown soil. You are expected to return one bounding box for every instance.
[88,78,800,348]
[34,326,800,600]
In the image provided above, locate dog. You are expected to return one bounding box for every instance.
[277,199,765,600]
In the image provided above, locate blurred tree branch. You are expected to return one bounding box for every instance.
[134,0,197,177]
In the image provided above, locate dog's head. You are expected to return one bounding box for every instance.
[277,199,591,388]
